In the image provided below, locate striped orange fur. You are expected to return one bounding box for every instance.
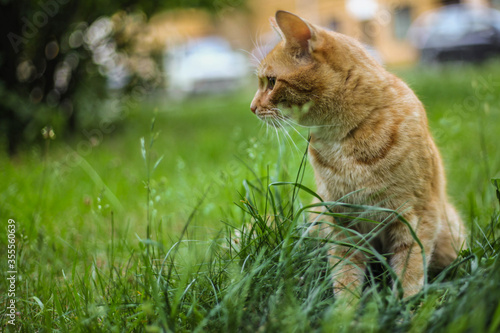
[250,10,467,299]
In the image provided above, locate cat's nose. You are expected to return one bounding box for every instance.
[250,104,257,114]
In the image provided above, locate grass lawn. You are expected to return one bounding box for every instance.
[1,61,500,332]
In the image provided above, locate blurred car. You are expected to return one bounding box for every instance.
[408,4,500,63]
[164,36,249,96]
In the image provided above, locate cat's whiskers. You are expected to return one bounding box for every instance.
[270,108,329,155]
[259,117,269,138]
[272,118,287,155]
[270,107,336,129]
[270,108,310,145]
[240,48,261,68]
[278,120,302,155]
[269,115,293,155]
[264,108,307,155]
[279,117,310,145]
[251,30,269,64]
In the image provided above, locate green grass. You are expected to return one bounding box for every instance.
[1,61,500,332]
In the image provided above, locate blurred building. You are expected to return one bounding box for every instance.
[147,0,500,66]
[246,0,498,64]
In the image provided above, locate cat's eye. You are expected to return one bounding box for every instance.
[267,77,276,90]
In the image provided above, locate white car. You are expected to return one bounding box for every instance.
[165,36,249,96]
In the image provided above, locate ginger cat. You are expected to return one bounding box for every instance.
[250,10,467,299]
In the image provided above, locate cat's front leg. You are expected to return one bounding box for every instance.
[329,236,368,300]
[388,216,436,298]
[307,199,367,300]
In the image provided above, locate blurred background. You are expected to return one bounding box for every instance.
[1,1,499,318]
[2,0,500,154]
[1,2,500,330]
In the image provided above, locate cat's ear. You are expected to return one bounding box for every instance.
[275,10,318,54]
[269,16,285,40]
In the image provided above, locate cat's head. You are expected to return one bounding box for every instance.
[250,10,385,129]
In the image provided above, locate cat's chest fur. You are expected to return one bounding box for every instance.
[309,140,380,201]
[308,138,398,248]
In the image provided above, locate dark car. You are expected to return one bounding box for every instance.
[408,4,500,63]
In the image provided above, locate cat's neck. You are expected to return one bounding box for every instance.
[309,126,348,143]
[309,76,417,146]
[311,70,418,144]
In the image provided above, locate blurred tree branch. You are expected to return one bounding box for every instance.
[0,0,246,155]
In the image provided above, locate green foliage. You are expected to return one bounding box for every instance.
[0,61,500,331]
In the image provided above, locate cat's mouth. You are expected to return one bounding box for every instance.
[256,110,277,119]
